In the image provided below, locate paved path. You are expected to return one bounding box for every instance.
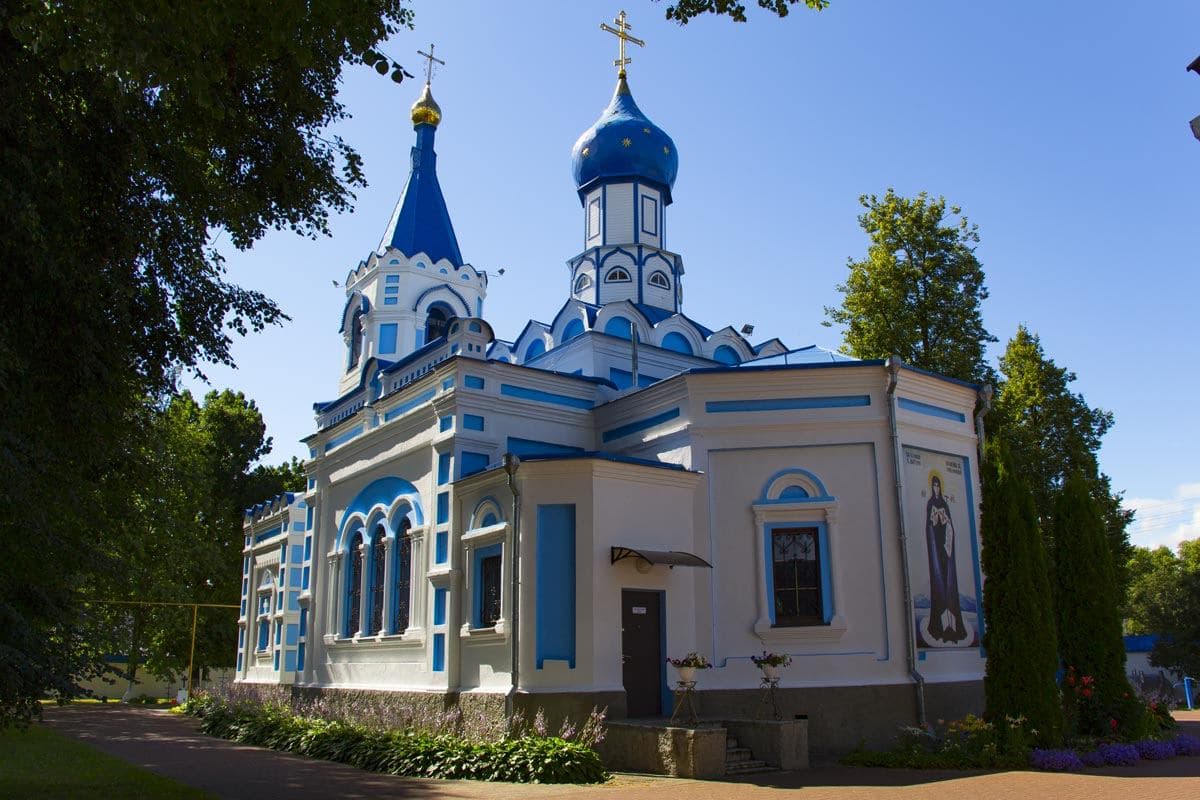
[40,706,1200,800]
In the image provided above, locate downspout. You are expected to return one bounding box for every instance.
[975,384,994,462]
[502,453,522,723]
[885,355,926,728]
[630,322,640,389]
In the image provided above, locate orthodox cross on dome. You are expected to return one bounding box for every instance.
[600,10,644,78]
[417,43,445,85]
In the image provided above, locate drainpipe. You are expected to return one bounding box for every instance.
[885,356,927,728]
[630,322,640,390]
[502,453,522,723]
[974,384,994,463]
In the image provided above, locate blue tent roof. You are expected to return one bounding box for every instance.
[378,121,464,267]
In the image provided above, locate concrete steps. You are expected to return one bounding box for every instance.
[725,734,777,775]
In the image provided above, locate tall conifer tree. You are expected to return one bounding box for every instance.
[980,440,1062,744]
[1051,472,1138,735]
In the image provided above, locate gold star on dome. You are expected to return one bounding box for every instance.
[582,146,590,157]
[643,127,651,134]
[663,146,670,155]
[621,137,632,147]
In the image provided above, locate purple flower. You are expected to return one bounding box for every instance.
[1136,739,1177,760]
[1079,749,1106,768]
[1097,742,1140,766]
[1029,748,1084,772]
[1172,734,1200,756]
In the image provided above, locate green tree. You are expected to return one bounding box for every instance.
[824,189,996,384]
[87,390,286,693]
[1051,473,1137,736]
[0,1,412,724]
[664,0,829,24]
[990,326,1133,591]
[1126,539,1200,678]
[980,440,1062,745]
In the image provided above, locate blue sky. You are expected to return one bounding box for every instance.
[189,1,1200,549]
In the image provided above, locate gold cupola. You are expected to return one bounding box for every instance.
[410,83,442,128]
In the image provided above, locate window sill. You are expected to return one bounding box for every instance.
[754,614,847,643]
[459,621,508,642]
[325,630,425,648]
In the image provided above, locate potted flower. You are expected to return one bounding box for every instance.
[751,650,792,680]
[666,652,712,684]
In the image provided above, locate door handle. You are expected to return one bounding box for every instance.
[621,655,632,663]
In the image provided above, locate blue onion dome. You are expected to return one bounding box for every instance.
[571,75,678,204]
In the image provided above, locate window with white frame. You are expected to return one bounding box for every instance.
[751,469,845,641]
[461,498,509,636]
[605,266,632,282]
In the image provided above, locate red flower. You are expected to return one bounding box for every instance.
[1110,718,1118,731]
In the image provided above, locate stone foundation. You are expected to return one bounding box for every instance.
[598,721,728,778]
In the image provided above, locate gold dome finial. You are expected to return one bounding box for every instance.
[411,82,442,127]
[411,44,445,127]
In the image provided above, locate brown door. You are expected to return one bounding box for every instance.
[621,590,663,717]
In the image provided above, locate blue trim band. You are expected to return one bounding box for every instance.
[601,407,681,443]
[382,389,436,422]
[898,397,967,423]
[706,395,870,414]
[499,383,593,410]
[324,424,363,453]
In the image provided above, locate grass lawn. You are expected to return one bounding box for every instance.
[0,723,212,800]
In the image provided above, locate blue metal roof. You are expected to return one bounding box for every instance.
[378,122,464,266]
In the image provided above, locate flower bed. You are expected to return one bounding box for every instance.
[183,693,608,784]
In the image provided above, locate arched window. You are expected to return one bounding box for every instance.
[648,270,671,290]
[661,332,694,355]
[713,344,741,365]
[524,339,546,362]
[347,307,364,371]
[368,526,386,635]
[424,303,452,343]
[392,518,412,634]
[255,572,274,651]
[562,319,585,341]
[604,316,636,340]
[345,531,364,637]
[481,512,499,527]
[574,273,593,293]
[605,266,632,283]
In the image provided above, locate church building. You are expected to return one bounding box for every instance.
[236,23,990,755]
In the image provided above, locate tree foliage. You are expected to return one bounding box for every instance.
[86,390,300,692]
[990,326,1133,590]
[824,189,996,384]
[664,0,830,24]
[980,440,1062,744]
[0,0,411,724]
[1126,540,1200,677]
[1051,472,1135,736]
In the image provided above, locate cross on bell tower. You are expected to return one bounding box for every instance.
[600,10,645,78]
[417,43,445,85]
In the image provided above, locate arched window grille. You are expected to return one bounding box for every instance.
[347,307,364,371]
[424,303,451,342]
[605,266,632,282]
[648,270,671,289]
[345,531,364,636]
[369,526,386,635]
[393,518,413,633]
[574,273,593,293]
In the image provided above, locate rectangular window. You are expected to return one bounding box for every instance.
[459,451,490,478]
[436,492,449,525]
[379,323,399,354]
[771,527,822,625]
[385,274,400,284]
[464,375,485,389]
[587,197,601,238]
[432,633,446,672]
[463,414,485,431]
[384,297,398,306]
[433,587,448,626]
[480,554,502,628]
[437,452,451,484]
[641,194,658,236]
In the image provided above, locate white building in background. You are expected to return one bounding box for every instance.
[235,49,990,753]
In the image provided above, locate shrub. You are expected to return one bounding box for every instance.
[1079,749,1106,768]
[184,694,608,784]
[840,715,1029,770]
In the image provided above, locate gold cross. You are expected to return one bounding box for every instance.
[600,10,645,78]
[416,43,445,85]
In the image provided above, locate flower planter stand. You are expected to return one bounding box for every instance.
[670,679,700,725]
[755,674,783,721]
